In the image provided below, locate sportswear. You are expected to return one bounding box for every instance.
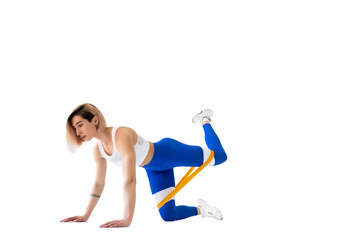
[144,123,227,221]
[97,126,150,167]
[197,198,223,220]
[192,109,213,124]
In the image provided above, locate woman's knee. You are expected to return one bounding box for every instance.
[214,151,227,166]
[159,208,175,222]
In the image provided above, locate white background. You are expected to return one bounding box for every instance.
[0,1,359,239]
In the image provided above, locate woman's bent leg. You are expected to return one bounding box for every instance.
[145,168,198,221]
[145,134,227,171]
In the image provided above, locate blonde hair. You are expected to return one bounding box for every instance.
[66,103,107,151]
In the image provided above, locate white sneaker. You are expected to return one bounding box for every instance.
[197,198,223,220]
[192,109,213,124]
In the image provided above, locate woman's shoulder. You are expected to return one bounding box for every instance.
[115,126,136,135]
[114,126,137,145]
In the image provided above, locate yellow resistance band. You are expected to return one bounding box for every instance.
[157,150,215,209]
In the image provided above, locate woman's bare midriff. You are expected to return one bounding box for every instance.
[139,142,154,167]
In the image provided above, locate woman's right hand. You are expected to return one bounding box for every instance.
[60,215,89,223]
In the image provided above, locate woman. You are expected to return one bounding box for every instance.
[60,103,227,228]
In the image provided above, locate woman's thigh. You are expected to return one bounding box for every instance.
[145,138,204,171]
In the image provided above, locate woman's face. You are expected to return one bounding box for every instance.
[71,115,98,142]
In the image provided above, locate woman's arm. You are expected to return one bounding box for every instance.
[83,145,107,218]
[121,152,137,222]
[100,128,137,228]
[61,145,107,223]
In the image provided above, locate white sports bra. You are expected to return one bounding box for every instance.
[97,126,150,167]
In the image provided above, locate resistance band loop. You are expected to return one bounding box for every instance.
[157,150,215,209]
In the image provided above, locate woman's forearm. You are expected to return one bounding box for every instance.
[122,180,136,221]
[84,183,104,218]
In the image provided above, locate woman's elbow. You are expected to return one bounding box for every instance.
[95,181,106,190]
[124,178,137,186]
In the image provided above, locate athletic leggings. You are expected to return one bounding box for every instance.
[143,123,227,222]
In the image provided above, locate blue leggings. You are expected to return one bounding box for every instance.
[143,124,227,222]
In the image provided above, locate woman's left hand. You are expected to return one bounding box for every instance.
[100,219,132,228]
